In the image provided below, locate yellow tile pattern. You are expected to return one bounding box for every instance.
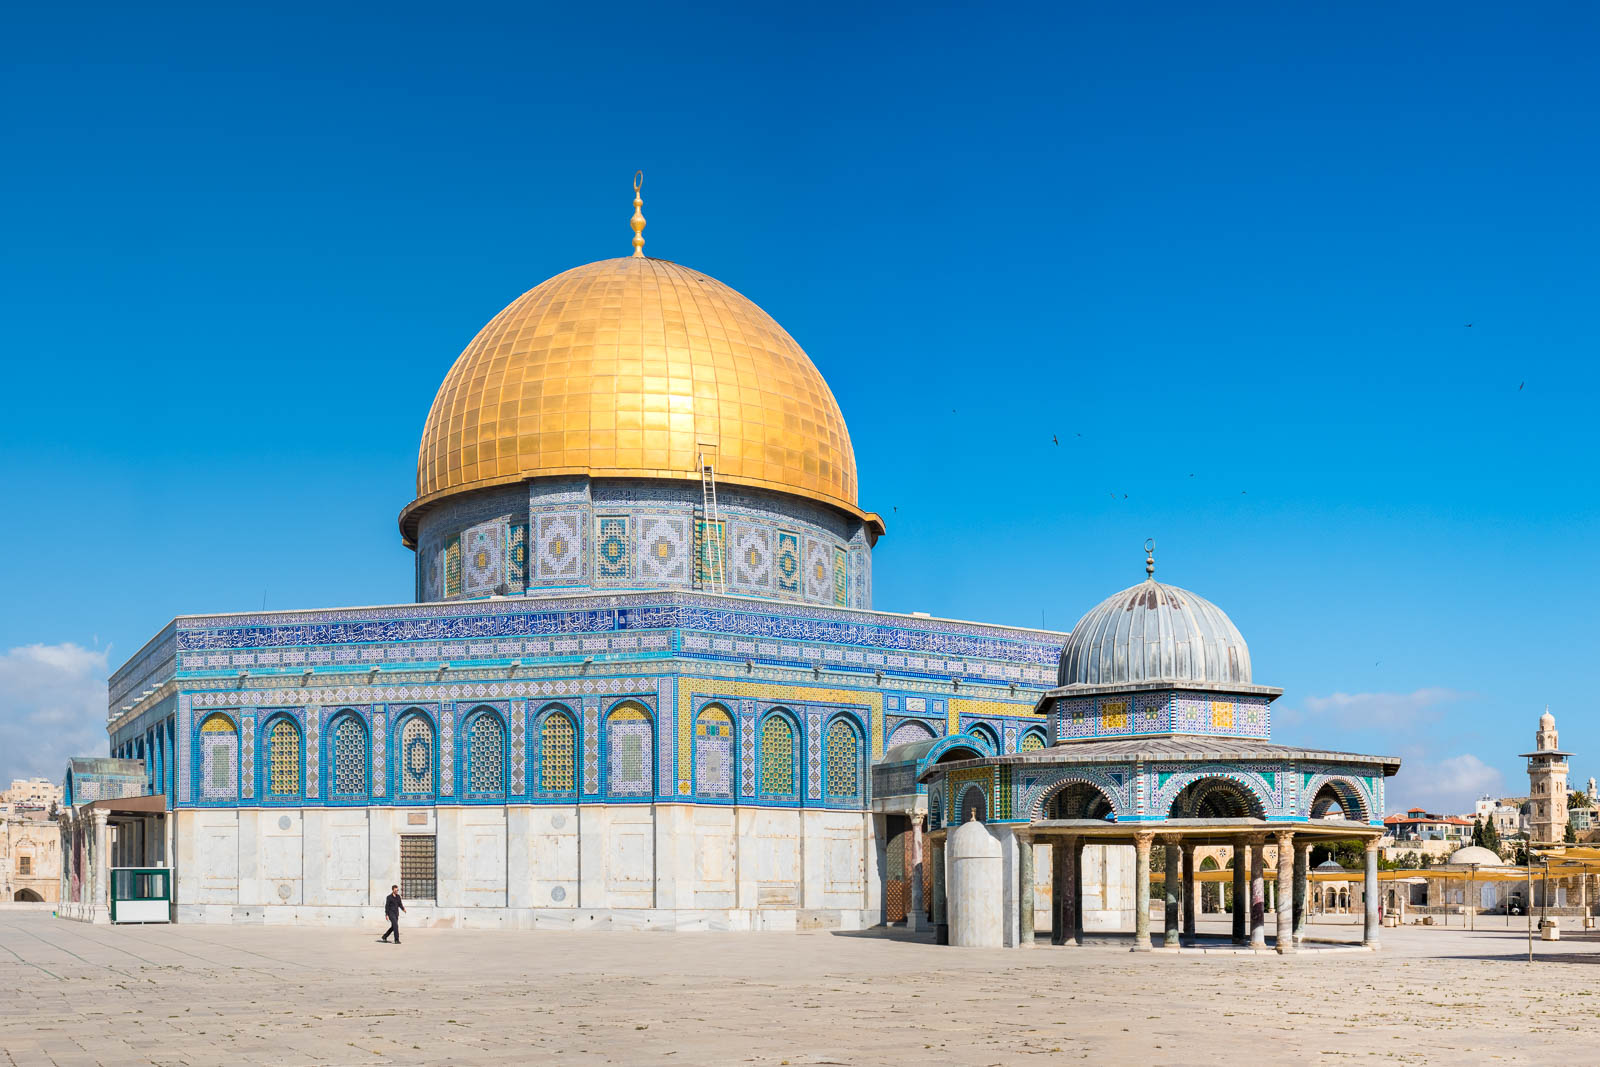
[405,257,864,540]
[676,678,882,795]
[948,696,1042,738]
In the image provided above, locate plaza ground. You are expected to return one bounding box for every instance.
[2,909,1597,1066]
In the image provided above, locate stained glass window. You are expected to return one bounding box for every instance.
[400,715,434,795]
[266,718,300,796]
[759,714,795,795]
[467,713,505,793]
[199,714,237,799]
[695,706,733,798]
[607,706,653,796]
[823,718,860,797]
[333,716,366,795]
[539,712,575,792]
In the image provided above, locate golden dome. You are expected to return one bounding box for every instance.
[401,256,879,545]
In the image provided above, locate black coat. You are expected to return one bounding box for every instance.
[385,893,403,919]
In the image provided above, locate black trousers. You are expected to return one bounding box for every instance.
[382,916,400,942]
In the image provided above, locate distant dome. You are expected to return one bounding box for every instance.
[1447,845,1503,866]
[1057,578,1252,688]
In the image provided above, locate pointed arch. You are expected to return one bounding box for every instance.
[197,713,239,801]
[1019,728,1047,753]
[534,704,578,795]
[1168,776,1267,820]
[823,714,863,801]
[967,722,999,755]
[694,703,735,799]
[957,783,988,824]
[463,705,507,795]
[1306,776,1371,822]
[395,708,437,797]
[605,702,654,798]
[330,710,368,798]
[886,719,936,751]
[758,708,800,798]
[262,714,303,798]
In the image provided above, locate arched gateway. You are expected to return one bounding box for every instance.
[923,546,1400,955]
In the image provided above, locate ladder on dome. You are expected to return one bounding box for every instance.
[699,452,728,596]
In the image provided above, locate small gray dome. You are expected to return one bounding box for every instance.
[1447,845,1502,866]
[1058,579,1252,688]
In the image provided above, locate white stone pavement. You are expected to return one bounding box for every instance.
[1,908,1597,1066]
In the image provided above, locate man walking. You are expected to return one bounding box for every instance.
[381,884,405,944]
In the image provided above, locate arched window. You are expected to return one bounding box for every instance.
[198,714,238,800]
[1019,730,1046,752]
[266,717,301,797]
[823,717,862,799]
[607,705,654,797]
[887,720,935,750]
[466,710,505,794]
[959,785,987,823]
[537,709,576,793]
[695,705,734,798]
[759,712,797,796]
[968,723,999,755]
[399,713,436,796]
[332,714,367,797]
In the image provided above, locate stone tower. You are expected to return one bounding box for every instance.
[1522,707,1570,845]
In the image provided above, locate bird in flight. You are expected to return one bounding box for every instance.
[1052,435,1059,446]
[1519,382,1525,390]
[1465,323,1473,328]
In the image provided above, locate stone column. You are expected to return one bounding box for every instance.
[1133,832,1154,952]
[1070,836,1085,946]
[1292,840,1310,942]
[908,813,926,932]
[1249,834,1267,950]
[1163,836,1181,948]
[91,809,111,920]
[930,838,948,945]
[1050,837,1068,945]
[1231,837,1248,944]
[1017,833,1034,948]
[1362,838,1380,948]
[1274,830,1295,954]
[1181,841,1196,940]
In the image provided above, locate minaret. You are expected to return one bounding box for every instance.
[1521,707,1570,845]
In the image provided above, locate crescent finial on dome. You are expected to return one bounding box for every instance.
[1144,537,1156,579]
[631,170,646,258]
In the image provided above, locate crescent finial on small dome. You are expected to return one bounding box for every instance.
[631,170,646,258]
[1144,537,1156,579]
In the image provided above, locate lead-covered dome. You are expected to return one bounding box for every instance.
[1446,845,1503,866]
[1057,579,1252,688]
[400,256,876,544]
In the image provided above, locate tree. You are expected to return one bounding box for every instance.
[1569,791,1587,810]
[1514,843,1531,866]
[1566,820,1578,844]
[1472,816,1485,847]
[1482,818,1502,855]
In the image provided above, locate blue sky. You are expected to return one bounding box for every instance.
[2,1,1596,810]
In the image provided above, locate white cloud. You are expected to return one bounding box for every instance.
[1276,687,1471,730]
[0,643,110,788]
[1387,753,1504,816]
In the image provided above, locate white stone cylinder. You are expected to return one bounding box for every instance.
[948,820,1004,947]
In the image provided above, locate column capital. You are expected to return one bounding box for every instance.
[1245,832,1268,846]
[1133,831,1155,850]
[1363,837,1381,855]
[1161,833,1184,847]
[1273,828,1295,848]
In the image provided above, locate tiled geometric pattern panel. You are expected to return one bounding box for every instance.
[371,709,386,797]
[467,713,504,793]
[806,709,822,800]
[776,530,800,594]
[539,710,576,793]
[422,548,442,601]
[440,707,455,796]
[1019,729,1046,752]
[508,524,528,590]
[832,548,847,607]
[730,523,774,590]
[693,519,726,587]
[400,716,434,795]
[802,538,832,602]
[824,718,860,797]
[1102,700,1130,732]
[462,520,506,596]
[607,708,653,796]
[657,677,675,798]
[333,715,366,795]
[596,516,631,579]
[240,716,254,799]
[637,516,690,583]
[267,718,301,796]
[510,702,527,794]
[694,706,733,799]
[444,536,461,598]
[536,511,584,581]
[413,257,860,516]
[303,708,320,798]
[582,700,600,794]
[887,719,936,750]
[198,715,237,800]
[739,701,757,797]
[759,714,796,795]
